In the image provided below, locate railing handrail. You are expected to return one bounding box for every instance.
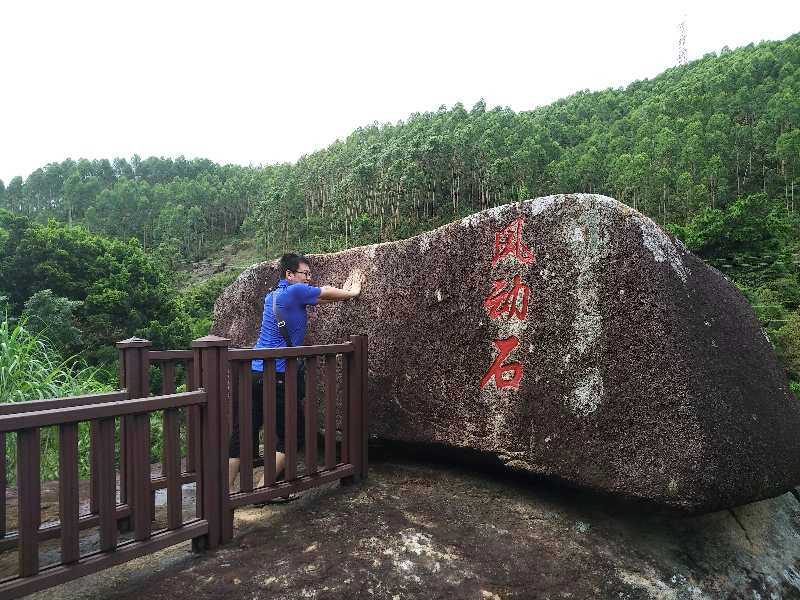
[0,390,206,433]
[148,350,193,361]
[0,391,128,416]
[227,341,355,360]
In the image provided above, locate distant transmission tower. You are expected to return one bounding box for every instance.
[677,19,688,66]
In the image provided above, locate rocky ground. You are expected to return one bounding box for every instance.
[14,449,800,600]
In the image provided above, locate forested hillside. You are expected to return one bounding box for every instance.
[1,33,799,383]
[3,34,798,257]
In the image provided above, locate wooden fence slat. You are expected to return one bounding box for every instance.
[360,336,369,478]
[0,392,128,416]
[58,423,80,564]
[342,353,350,464]
[285,359,298,481]
[164,408,182,530]
[133,414,152,542]
[148,350,193,360]
[305,356,318,475]
[0,392,206,433]
[263,360,277,487]
[191,348,204,525]
[347,336,363,480]
[228,364,238,441]
[324,355,337,470]
[186,359,195,391]
[119,415,128,506]
[17,428,40,577]
[89,421,100,515]
[228,343,354,360]
[0,431,5,539]
[186,406,199,474]
[97,418,117,552]
[186,359,197,473]
[160,361,176,478]
[238,362,253,493]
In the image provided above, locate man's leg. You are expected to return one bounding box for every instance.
[228,404,242,491]
[256,372,288,488]
[256,451,286,488]
[228,458,240,489]
[228,371,265,492]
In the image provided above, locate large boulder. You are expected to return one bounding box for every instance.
[212,194,800,512]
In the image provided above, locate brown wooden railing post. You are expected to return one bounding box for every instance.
[116,337,152,531]
[58,423,80,564]
[344,335,365,484]
[17,428,40,577]
[0,431,5,539]
[191,335,230,550]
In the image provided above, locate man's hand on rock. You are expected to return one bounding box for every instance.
[344,269,365,297]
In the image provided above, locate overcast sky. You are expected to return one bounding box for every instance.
[1,1,798,184]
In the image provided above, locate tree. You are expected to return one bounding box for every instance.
[21,289,83,357]
[0,210,188,363]
[6,177,23,212]
[777,129,800,210]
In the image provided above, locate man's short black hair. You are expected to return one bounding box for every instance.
[279,253,309,278]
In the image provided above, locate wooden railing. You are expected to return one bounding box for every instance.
[221,335,368,543]
[0,333,369,598]
[0,389,210,599]
[0,391,128,552]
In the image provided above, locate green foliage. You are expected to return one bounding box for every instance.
[776,312,800,380]
[0,210,190,362]
[0,317,107,403]
[0,316,111,482]
[672,191,800,392]
[21,289,83,356]
[673,193,790,259]
[176,272,239,339]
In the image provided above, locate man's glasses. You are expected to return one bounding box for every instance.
[294,270,312,277]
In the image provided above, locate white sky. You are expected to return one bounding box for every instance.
[1,0,798,184]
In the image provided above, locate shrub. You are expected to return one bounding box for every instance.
[1,316,110,482]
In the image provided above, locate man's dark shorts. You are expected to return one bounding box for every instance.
[229,369,306,458]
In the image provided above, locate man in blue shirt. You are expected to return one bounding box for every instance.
[229,253,364,491]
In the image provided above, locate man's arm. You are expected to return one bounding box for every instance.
[317,269,364,303]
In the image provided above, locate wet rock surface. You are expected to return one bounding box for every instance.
[32,456,800,599]
[212,194,800,512]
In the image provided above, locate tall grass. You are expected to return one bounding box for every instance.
[1,317,111,482]
[0,317,108,402]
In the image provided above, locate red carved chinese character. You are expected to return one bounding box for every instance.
[484,275,530,321]
[492,217,535,267]
[480,337,524,390]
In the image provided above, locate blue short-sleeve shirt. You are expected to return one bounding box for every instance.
[252,279,321,373]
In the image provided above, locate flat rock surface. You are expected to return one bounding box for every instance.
[212,194,800,512]
[32,455,800,600]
